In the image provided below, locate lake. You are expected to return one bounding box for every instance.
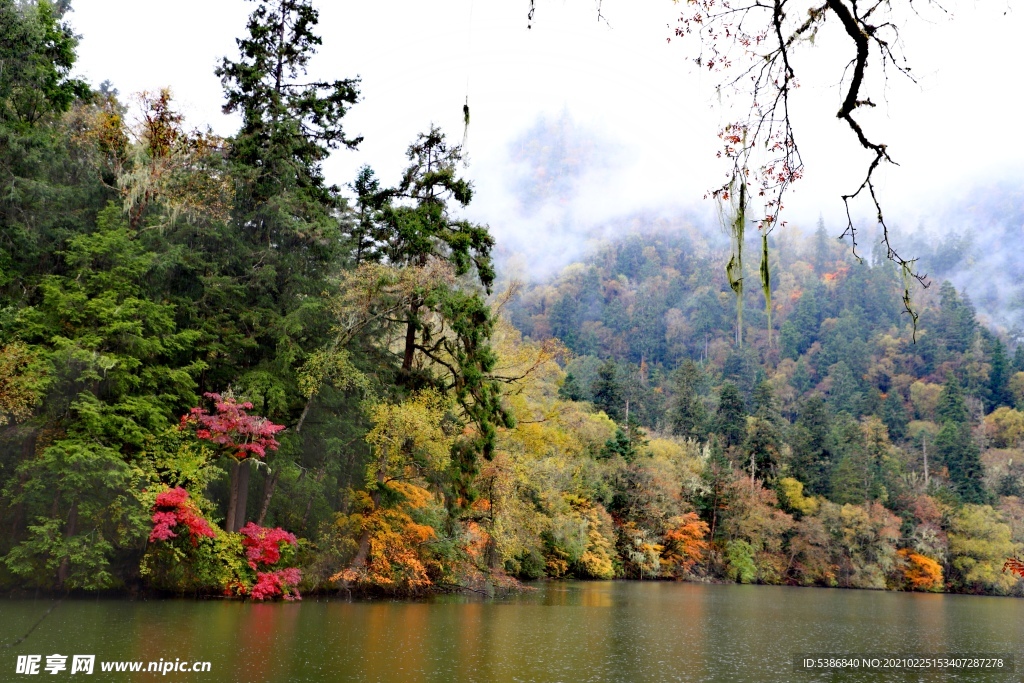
[2,582,1021,682]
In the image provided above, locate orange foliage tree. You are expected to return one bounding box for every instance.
[661,512,709,578]
[333,483,439,593]
[897,549,943,592]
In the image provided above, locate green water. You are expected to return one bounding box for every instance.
[2,582,1021,682]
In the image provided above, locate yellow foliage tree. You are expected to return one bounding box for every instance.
[333,483,440,592]
[948,505,1020,594]
[983,407,1024,448]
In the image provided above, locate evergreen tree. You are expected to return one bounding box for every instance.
[1013,345,1024,373]
[206,0,363,529]
[881,389,908,442]
[752,380,781,423]
[714,382,747,449]
[697,436,733,541]
[591,360,623,422]
[935,421,986,504]
[789,397,832,496]
[744,416,780,483]
[936,374,969,424]
[987,336,1011,410]
[827,361,862,416]
[667,360,707,440]
[934,375,985,503]
[558,372,585,402]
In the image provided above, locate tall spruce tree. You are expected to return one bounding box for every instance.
[212,0,361,530]
[714,382,747,449]
[881,389,908,442]
[592,360,624,423]
[668,360,707,440]
[789,397,832,496]
[935,375,986,504]
[987,336,1011,410]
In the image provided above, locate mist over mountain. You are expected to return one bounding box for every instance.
[471,111,1024,345]
[899,176,1024,334]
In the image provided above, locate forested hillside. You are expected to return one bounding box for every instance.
[505,223,1024,593]
[1,0,1021,599]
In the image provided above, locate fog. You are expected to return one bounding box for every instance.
[70,0,1024,317]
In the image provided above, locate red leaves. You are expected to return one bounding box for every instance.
[240,522,298,570]
[238,523,302,600]
[179,392,284,460]
[1003,557,1024,579]
[148,487,215,544]
[251,568,302,601]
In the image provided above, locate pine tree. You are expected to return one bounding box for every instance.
[881,390,908,442]
[1013,345,1024,373]
[987,336,1011,410]
[668,360,707,440]
[714,382,747,449]
[789,397,832,496]
[934,375,985,503]
[591,360,624,422]
[558,372,585,402]
[936,374,969,424]
[827,361,862,416]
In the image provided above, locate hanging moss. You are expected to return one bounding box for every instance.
[724,180,746,348]
[760,232,772,348]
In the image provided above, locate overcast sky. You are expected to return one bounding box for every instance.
[70,0,1023,277]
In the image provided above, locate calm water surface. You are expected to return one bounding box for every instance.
[2,582,1021,682]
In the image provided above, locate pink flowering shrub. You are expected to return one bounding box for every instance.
[148,488,215,544]
[179,392,285,460]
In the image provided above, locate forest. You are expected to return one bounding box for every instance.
[1,0,1023,600]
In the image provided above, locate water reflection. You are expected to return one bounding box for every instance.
[1,584,1021,682]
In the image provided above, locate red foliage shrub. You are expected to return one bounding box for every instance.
[148,487,215,545]
[239,522,298,569]
[236,522,302,600]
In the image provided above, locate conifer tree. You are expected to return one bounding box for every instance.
[591,360,624,423]
[881,390,908,442]
[935,375,986,504]
[668,360,707,440]
[714,382,747,449]
[986,336,1011,410]
[789,397,832,496]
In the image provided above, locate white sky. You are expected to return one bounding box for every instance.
[70,0,1024,274]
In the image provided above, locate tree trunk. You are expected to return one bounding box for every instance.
[349,451,387,571]
[255,468,280,527]
[402,301,421,374]
[226,459,252,532]
[57,500,78,589]
[234,460,251,532]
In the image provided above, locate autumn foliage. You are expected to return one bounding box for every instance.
[661,512,710,577]
[897,549,943,592]
[333,484,438,592]
[148,488,215,544]
[179,392,285,460]
[1004,557,1024,579]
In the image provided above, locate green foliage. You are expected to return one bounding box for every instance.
[591,360,623,422]
[668,360,707,440]
[881,390,908,442]
[725,539,756,583]
[948,505,1019,594]
[714,382,746,449]
[789,397,832,496]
